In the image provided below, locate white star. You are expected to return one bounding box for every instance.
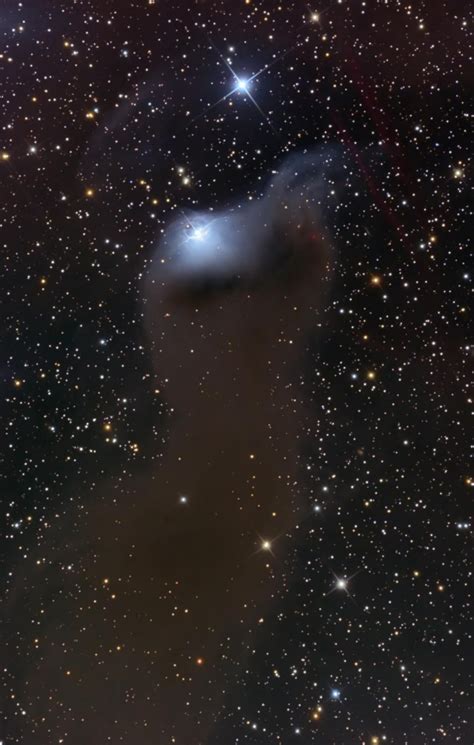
[326,569,362,599]
[236,77,250,93]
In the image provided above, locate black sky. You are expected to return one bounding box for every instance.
[2,1,472,744]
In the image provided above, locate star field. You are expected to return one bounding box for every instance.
[1,1,472,744]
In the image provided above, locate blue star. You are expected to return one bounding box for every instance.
[190,226,208,242]
[235,77,250,93]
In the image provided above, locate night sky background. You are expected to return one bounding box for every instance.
[1,1,472,744]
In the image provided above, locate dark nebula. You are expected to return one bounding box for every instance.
[6,151,338,744]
